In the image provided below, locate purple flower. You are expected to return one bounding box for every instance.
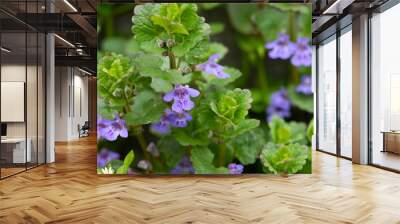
[163,85,200,113]
[266,88,291,122]
[296,75,312,95]
[151,109,192,134]
[265,33,296,60]
[170,156,195,174]
[169,111,192,128]
[228,163,244,174]
[97,114,128,141]
[150,109,174,134]
[291,37,312,67]
[196,54,230,79]
[97,148,120,168]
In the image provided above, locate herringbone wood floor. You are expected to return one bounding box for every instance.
[1,136,400,224]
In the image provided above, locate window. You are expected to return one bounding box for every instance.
[317,35,337,154]
[339,27,352,158]
[370,3,400,171]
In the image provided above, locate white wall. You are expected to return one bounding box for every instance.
[55,67,89,141]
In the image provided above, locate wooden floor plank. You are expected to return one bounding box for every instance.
[0,136,400,224]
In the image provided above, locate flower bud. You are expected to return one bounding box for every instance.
[200,17,205,23]
[157,39,166,48]
[166,39,175,48]
[112,88,123,98]
[137,160,152,171]
[146,142,160,157]
[181,66,192,74]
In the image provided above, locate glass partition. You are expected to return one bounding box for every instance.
[317,35,337,154]
[371,4,400,171]
[0,1,46,179]
[339,27,352,158]
[1,30,28,177]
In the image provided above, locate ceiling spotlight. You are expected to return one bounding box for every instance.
[1,47,11,53]
[63,0,78,12]
[78,67,92,76]
[54,34,75,48]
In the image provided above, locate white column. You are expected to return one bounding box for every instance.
[352,14,369,164]
[46,32,55,163]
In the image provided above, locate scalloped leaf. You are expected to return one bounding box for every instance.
[191,146,229,174]
[261,143,308,175]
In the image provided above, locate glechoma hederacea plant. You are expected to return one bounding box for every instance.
[97,3,313,175]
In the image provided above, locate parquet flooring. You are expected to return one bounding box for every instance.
[1,136,400,224]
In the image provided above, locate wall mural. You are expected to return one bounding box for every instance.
[97,3,313,175]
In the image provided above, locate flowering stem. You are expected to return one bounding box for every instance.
[168,50,177,69]
[218,143,227,167]
[136,130,151,161]
[257,56,268,90]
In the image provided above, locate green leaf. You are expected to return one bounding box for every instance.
[288,121,307,144]
[157,136,186,169]
[261,143,308,175]
[306,119,314,144]
[288,86,313,113]
[222,119,260,139]
[132,4,161,42]
[253,7,288,41]
[269,116,292,144]
[109,159,123,171]
[209,22,225,35]
[151,78,173,93]
[117,150,135,174]
[124,90,166,125]
[172,124,210,146]
[210,88,253,124]
[190,146,229,174]
[135,54,192,85]
[98,53,137,114]
[124,150,135,167]
[171,24,209,57]
[151,15,189,35]
[180,4,200,31]
[134,54,164,69]
[228,128,265,165]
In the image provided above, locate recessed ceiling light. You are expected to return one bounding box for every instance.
[78,67,92,76]
[1,47,11,53]
[63,0,78,12]
[54,34,75,48]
